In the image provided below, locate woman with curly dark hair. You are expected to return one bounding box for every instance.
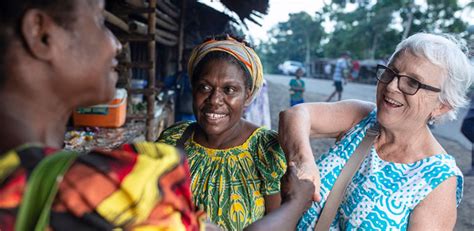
[158,34,287,230]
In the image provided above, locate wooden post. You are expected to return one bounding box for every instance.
[146,0,157,141]
[177,0,186,72]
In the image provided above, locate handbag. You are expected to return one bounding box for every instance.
[15,150,80,231]
[314,124,379,231]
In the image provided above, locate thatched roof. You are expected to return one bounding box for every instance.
[184,2,235,47]
[220,0,269,26]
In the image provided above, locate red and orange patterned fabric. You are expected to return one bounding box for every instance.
[0,142,204,230]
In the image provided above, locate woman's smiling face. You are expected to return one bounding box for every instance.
[192,58,250,136]
[376,51,450,130]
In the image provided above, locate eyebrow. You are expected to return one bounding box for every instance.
[196,77,243,85]
[389,65,423,81]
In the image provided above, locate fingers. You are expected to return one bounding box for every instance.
[291,160,321,202]
[313,192,321,202]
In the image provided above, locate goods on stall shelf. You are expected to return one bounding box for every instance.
[64,122,146,152]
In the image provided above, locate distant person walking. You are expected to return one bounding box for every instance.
[289,68,306,106]
[324,63,332,79]
[461,95,474,176]
[351,60,360,80]
[326,52,350,102]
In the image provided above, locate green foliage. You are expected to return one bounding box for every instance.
[257,0,470,74]
[256,12,325,73]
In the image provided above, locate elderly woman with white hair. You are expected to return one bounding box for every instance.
[279,33,473,230]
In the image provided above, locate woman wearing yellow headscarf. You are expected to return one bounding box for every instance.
[158,35,286,230]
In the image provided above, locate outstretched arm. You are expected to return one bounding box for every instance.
[278,100,374,201]
[244,164,315,231]
[264,193,282,214]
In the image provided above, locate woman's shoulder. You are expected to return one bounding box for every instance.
[418,154,463,188]
[157,121,195,145]
[63,142,202,228]
[336,102,377,141]
[396,153,463,208]
[249,127,284,157]
[252,126,279,143]
[165,121,194,133]
[345,100,376,126]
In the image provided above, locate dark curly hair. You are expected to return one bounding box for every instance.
[191,34,254,90]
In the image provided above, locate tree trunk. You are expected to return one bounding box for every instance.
[305,36,311,77]
[402,3,415,40]
[369,34,379,60]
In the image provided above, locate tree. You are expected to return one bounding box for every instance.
[256,12,325,73]
[257,0,470,74]
[324,0,467,59]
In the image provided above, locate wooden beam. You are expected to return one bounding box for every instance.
[129,20,178,40]
[157,0,179,19]
[104,10,129,32]
[129,20,178,46]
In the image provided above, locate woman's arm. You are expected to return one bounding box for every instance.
[264,193,281,214]
[278,100,374,201]
[244,164,315,231]
[408,176,457,230]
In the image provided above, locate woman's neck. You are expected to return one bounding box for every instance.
[375,124,439,163]
[194,119,255,149]
[0,90,71,154]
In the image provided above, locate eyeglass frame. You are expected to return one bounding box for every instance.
[375,64,441,95]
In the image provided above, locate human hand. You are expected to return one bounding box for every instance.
[281,163,316,212]
[282,161,320,202]
[293,160,321,202]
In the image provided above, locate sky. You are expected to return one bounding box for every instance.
[199,0,474,43]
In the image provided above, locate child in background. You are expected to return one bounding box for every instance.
[289,68,306,106]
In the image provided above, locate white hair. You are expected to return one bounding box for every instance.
[388,33,473,122]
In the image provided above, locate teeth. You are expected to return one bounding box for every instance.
[206,113,226,119]
[385,97,403,106]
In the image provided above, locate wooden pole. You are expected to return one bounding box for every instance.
[125,0,179,31]
[177,0,186,72]
[146,0,157,141]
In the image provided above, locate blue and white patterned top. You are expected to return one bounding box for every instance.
[297,109,464,230]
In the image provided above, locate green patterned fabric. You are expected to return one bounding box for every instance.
[158,122,287,230]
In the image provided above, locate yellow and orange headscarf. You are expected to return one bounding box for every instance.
[188,35,264,102]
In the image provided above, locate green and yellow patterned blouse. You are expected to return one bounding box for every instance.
[158,122,287,230]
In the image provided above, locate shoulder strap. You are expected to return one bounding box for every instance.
[314,124,379,231]
[15,150,80,231]
[176,123,195,149]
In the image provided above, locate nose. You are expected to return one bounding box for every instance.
[108,30,122,56]
[386,75,401,93]
[208,89,224,106]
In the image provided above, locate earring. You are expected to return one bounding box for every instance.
[428,116,436,125]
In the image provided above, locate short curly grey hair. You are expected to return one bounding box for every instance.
[388,33,473,122]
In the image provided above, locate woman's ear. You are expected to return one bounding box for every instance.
[431,101,452,119]
[21,9,56,61]
[244,88,253,106]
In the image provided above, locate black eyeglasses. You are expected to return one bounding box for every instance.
[375,64,441,95]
